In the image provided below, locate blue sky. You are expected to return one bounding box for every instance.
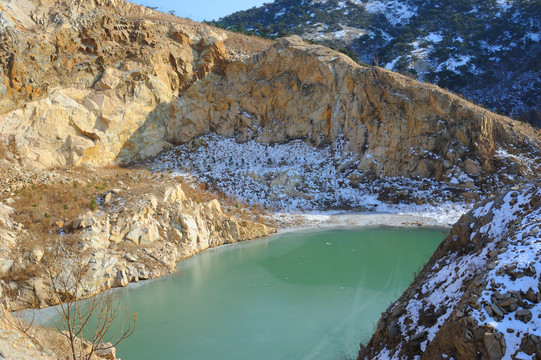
[129,0,268,21]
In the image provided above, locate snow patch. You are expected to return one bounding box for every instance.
[304,25,369,42]
[526,32,540,42]
[496,0,512,11]
[274,8,286,18]
[436,55,472,72]
[148,134,468,226]
[364,0,417,26]
[424,33,443,43]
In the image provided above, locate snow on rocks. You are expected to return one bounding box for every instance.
[303,25,369,43]
[363,0,417,26]
[359,183,541,359]
[148,134,471,226]
[470,186,541,358]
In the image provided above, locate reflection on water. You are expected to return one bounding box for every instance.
[46,227,446,360]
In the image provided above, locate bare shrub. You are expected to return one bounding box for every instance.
[0,304,44,351]
[44,249,136,360]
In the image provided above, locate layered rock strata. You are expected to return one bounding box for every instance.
[359,183,541,359]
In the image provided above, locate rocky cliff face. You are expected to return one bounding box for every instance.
[0,170,271,310]
[166,36,540,188]
[359,183,541,359]
[0,0,270,168]
[1,0,539,190]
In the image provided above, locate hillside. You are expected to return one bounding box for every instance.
[217,0,541,127]
[359,183,541,359]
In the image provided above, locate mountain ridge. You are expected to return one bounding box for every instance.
[216,0,541,127]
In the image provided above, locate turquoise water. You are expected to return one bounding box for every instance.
[50,227,446,359]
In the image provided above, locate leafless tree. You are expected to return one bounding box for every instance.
[44,250,136,360]
[373,53,380,67]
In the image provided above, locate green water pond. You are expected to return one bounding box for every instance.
[45,227,447,359]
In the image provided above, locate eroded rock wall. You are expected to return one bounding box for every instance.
[0,180,271,311]
[166,36,541,181]
[1,0,539,186]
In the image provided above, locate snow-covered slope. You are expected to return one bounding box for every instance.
[146,126,540,227]
[217,0,541,126]
[359,183,541,359]
[148,134,468,225]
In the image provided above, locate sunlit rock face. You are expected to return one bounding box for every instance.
[166,36,540,186]
[1,0,540,190]
[0,0,269,168]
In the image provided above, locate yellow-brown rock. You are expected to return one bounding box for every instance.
[166,36,541,180]
[0,0,270,168]
[1,1,538,182]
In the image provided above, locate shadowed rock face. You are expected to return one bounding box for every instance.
[358,183,541,360]
[166,36,541,183]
